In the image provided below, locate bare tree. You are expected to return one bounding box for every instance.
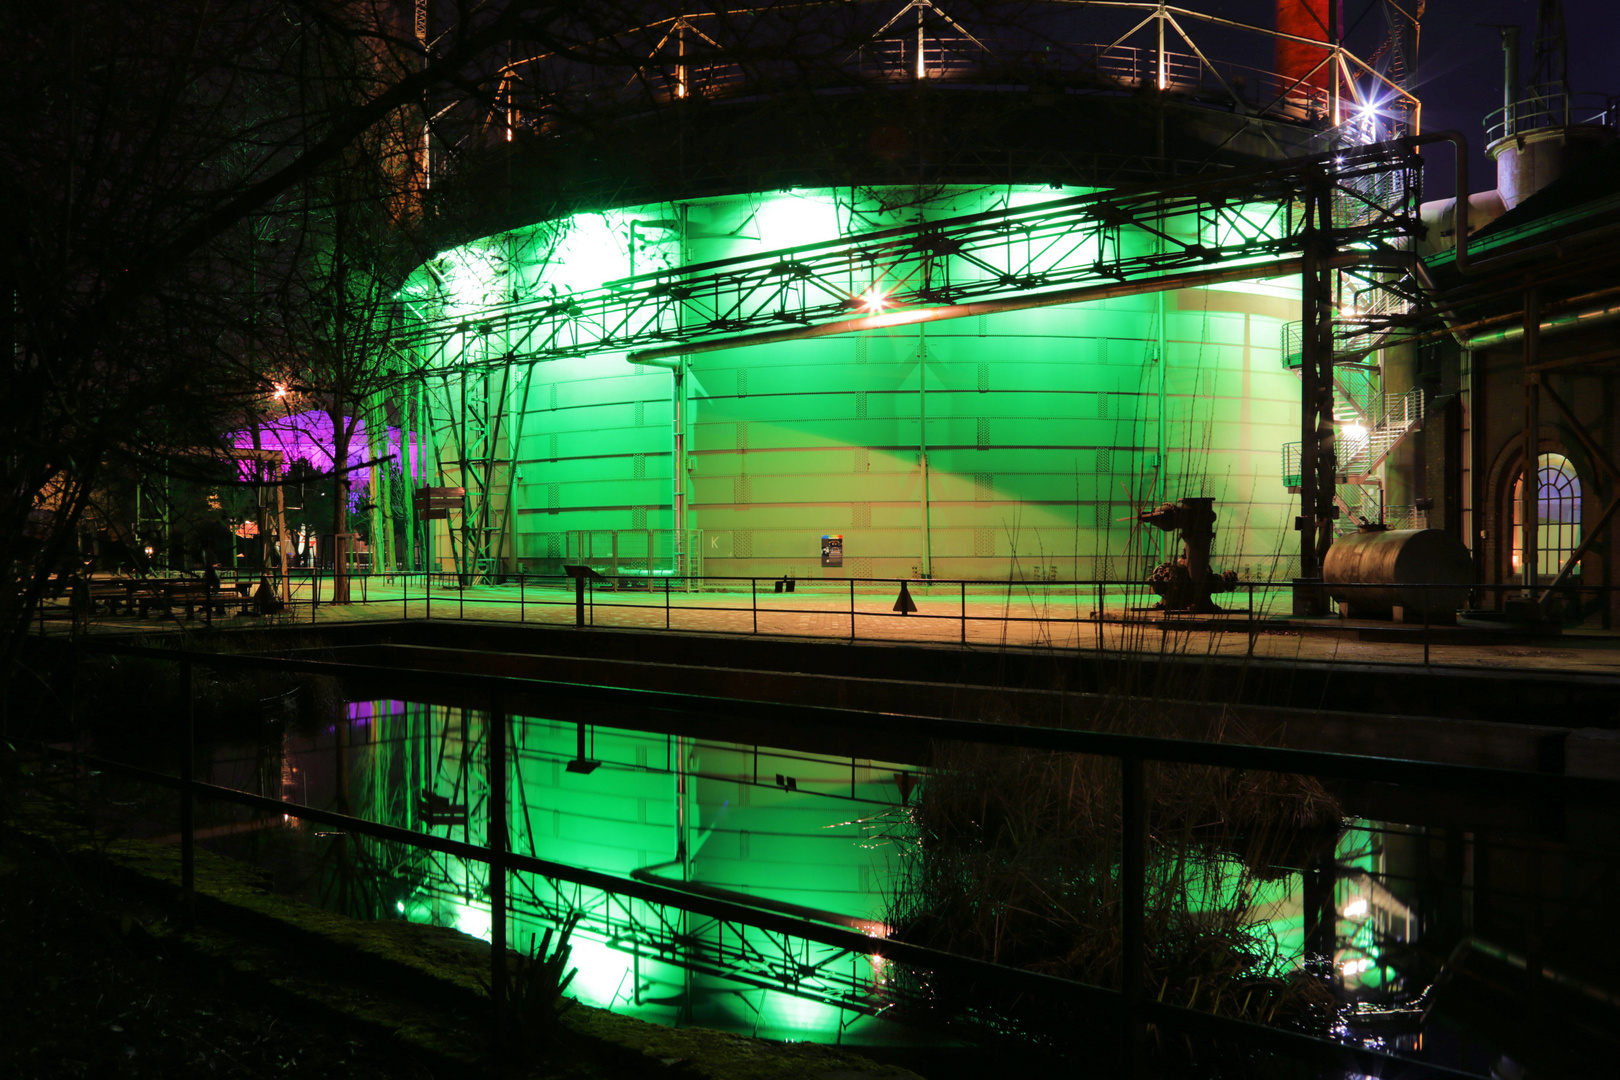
[263,140,422,603]
[0,0,665,662]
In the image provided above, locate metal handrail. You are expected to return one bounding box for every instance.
[1485,89,1618,144]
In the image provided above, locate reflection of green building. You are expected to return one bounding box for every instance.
[351,701,1414,1043]
[378,702,917,1042]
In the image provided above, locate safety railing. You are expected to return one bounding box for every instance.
[30,570,1619,669]
[540,33,1332,123]
[1485,89,1619,144]
[38,643,1620,1077]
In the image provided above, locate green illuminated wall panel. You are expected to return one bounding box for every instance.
[406,187,1303,580]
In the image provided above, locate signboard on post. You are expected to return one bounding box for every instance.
[820,534,843,568]
[412,486,465,520]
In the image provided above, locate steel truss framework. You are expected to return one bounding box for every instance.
[398,841,894,1019]
[398,143,1421,367]
[504,873,891,1025]
[398,140,1427,582]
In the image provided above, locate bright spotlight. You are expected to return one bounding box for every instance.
[1342,422,1367,440]
[273,383,289,400]
[860,287,888,314]
[1342,896,1369,919]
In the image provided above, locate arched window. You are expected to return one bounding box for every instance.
[1512,452,1582,578]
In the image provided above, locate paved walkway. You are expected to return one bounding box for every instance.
[44,575,1620,677]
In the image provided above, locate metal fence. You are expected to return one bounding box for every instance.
[31,569,1619,670]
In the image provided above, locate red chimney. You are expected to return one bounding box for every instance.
[1275,0,1340,96]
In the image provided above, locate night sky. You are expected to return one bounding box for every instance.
[1193,1,1620,198]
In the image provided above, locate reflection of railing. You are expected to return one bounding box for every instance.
[52,641,1620,1074]
[1486,89,1620,144]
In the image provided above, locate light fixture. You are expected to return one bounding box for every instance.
[860,287,888,314]
[1342,896,1369,919]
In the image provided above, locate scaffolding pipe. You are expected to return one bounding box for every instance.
[1465,301,1620,348]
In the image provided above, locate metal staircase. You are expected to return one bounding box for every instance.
[1281,323,1426,535]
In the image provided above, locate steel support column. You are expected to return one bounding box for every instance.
[1296,171,1338,612]
[1522,287,1541,594]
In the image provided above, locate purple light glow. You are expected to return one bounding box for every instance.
[234,410,423,486]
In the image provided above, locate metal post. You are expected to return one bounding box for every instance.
[665,577,671,630]
[180,660,195,927]
[1522,287,1542,596]
[1296,170,1337,613]
[1303,836,1339,988]
[1247,582,1257,657]
[276,480,290,604]
[1423,582,1432,666]
[959,581,966,644]
[1096,582,1104,653]
[751,578,757,634]
[1120,755,1146,1077]
[574,576,586,627]
[489,700,508,1046]
[849,579,856,641]
[520,572,525,623]
[672,361,688,580]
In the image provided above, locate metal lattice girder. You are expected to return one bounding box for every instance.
[395,142,1424,372]
[485,867,894,1015]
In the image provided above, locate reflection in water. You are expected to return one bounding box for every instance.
[356,701,916,1043]
[192,699,1428,1050]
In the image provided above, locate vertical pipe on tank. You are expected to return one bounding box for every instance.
[917,324,932,577]
[671,206,690,579]
[1155,290,1169,559]
[916,3,925,81]
[672,362,686,576]
[1156,5,1166,91]
[1501,27,1521,138]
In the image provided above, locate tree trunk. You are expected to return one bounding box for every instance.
[331,402,351,604]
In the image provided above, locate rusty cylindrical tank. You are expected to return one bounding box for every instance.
[1323,526,1475,621]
